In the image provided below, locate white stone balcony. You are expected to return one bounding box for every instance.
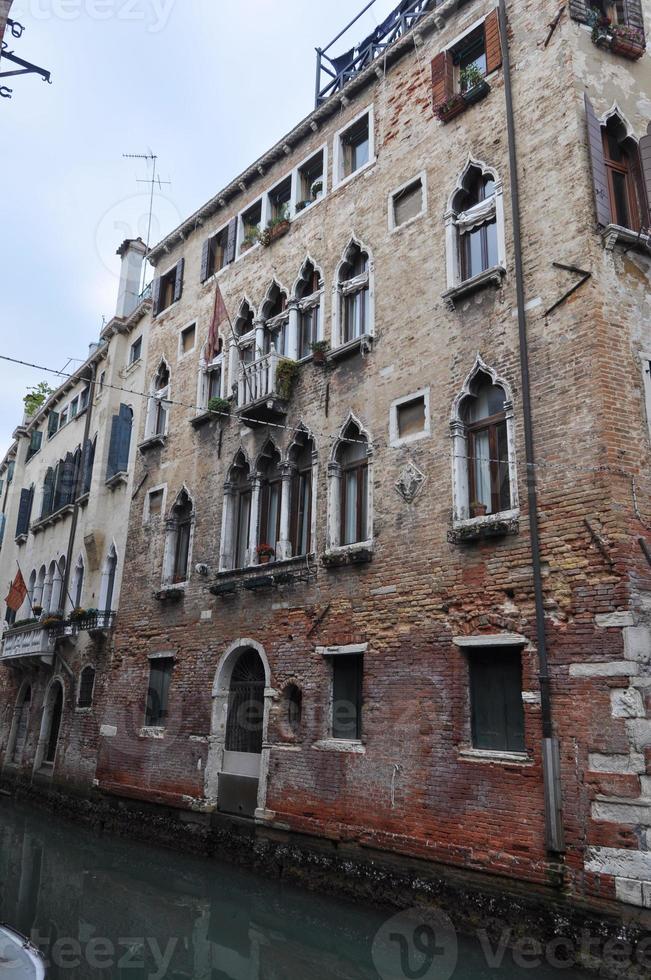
[1,623,55,664]
[237,351,292,424]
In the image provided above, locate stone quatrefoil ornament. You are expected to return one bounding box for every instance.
[395,462,426,503]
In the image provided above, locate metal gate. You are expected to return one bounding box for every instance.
[224,649,265,755]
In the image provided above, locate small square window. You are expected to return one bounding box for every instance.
[297,149,325,207]
[468,647,525,753]
[129,336,142,365]
[180,324,196,355]
[148,489,164,519]
[397,397,426,438]
[70,397,79,419]
[268,176,292,221]
[455,26,487,92]
[240,200,263,253]
[391,177,425,229]
[341,115,370,179]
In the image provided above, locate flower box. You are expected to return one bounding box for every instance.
[435,94,466,123]
[610,35,645,59]
[462,79,491,107]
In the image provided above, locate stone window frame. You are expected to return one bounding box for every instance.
[292,256,325,362]
[75,663,97,713]
[141,651,176,735]
[313,643,368,754]
[450,355,519,528]
[325,414,374,558]
[219,448,255,571]
[144,358,171,442]
[177,320,197,362]
[443,156,507,305]
[331,237,375,354]
[197,340,227,413]
[161,486,195,589]
[640,351,651,446]
[143,483,167,526]
[388,171,428,234]
[259,279,291,358]
[389,387,431,448]
[332,104,376,190]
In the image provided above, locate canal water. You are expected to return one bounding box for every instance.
[0,799,592,979]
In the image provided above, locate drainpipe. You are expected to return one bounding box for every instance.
[60,362,97,613]
[498,0,564,854]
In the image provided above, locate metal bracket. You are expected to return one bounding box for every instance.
[7,19,25,39]
[545,262,591,316]
[0,42,52,88]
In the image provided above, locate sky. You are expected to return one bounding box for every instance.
[0,0,400,455]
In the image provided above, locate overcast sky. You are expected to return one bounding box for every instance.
[1,0,400,454]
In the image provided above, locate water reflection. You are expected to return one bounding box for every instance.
[0,801,590,979]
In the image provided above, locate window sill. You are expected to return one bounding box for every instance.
[190,407,231,429]
[333,156,376,194]
[138,727,166,739]
[25,449,41,465]
[601,224,651,253]
[436,80,491,123]
[327,334,373,363]
[14,533,28,545]
[105,471,128,490]
[458,748,532,766]
[153,586,185,602]
[322,542,373,568]
[125,357,141,376]
[31,503,75,534]
[153,300,179,319]
[312,739,365,754]
[138,434,167,452]
[211,554,317,596]
[448,511,519,544]
[77,492,90,507]
[442,265,506,310]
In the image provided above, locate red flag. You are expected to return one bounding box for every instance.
[5,569,27,613]
[206,284,228,362]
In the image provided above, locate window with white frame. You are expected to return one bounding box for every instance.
[335,107,374,185]
[145,486,165,523]
[220,451,253,571]
[72,555,84,609]
[450,358,518,523]
[390,389,430,446]
[129,336,142,365]
[296,149,325,211]
[239,200,263,255]
[199,338,225,410]
[257,442,283,561]
[641,354,651,444]
[294,260,323,359]
[328,418,372,550]
[335,240,373,348]
[445,161,506,290]
[145,361,170,439]
[261,283,289,357]
[99,545,117,612]
[268,176,292,223]
[163,489,193,586]
[288,428,316,557]
[389,174,426,231]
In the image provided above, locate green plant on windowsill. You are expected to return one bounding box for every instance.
[207,396,230,417]
[275,358,299,400]
[12,617,39,630]
[311,179,323,199]
[310,340,329,365]
[69,607,88,623]
[460,63,485,93]
[241,227,260,251]
[41,613,63,627]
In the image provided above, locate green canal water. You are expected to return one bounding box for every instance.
[0,799,593,979]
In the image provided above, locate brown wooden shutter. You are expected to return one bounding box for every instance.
[639,123,651,227]
[484,9,502,74]
[431,50,453,109]
[225,217,238,264]
[569,0,590,22]
[152,276,161,316]
[200,239,211,283]
[173,257,184,302]
[584,94,611,227]
[623,0,645,35]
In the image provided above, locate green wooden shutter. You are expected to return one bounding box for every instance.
[585,94,611,227]
[27,430,42,460]
[173,258,185,303]
[200,239,211,282]
[82,438,95,494]
[41,467,55,518]
[15,487,33,537]
[152,276,162,316]
[0,513,5,547]
[569,0,589,22]
[470,649,525,752]
[47,411,59,437]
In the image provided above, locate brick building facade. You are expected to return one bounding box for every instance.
[3,0,651,930]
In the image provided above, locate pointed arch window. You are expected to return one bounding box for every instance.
[262,284,289,357]
[9,684,31,765]
[100,545,117,613]
[451,361,518,524]
[602,115,645,231]
[445,162,506,297]
[336,242,372,347]
[72,555,84,609]
[146,362,170,439]
[258,443,283,558]
[77,666,96,709]
[328,419,372,550]
[295,261,323,359]
[289,430,316,557]
[164,490,194,585]
[221,453,253,571]
[199,337,225,410]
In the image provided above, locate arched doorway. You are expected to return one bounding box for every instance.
[207,642,271,819]
[34,681,64,773]
[7,684,31,766]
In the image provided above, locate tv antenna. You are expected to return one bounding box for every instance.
[123,151,171,291]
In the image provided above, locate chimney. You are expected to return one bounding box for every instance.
[115,238,147,318]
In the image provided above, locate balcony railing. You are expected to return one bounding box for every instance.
[238,351,289,412]
[1,623,55,662]
[315,0,437,106]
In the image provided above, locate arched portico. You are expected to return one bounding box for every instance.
[33,678,65,774]
[205,639,274,819]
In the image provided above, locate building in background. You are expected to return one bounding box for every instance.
[0,239,150,792]
[2,0,651,942]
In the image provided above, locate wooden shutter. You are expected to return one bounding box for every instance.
[484,9,502,74]
[173,258,185,303]
[470,649,525,753]
[27,430,42,460]
[431,50,453,109]
[151,276,162,316]
[569,0,590,22]
[47,411,59,437]
[639,123,651,227]
[623,0,645,34]
[225,217,238,264]
[200,239,211,283]
[584,94,611,227]
[0,513,5,547]
[107,406,133,479]
[16,487,33,537]
[61,452,75,505]
[41,468,54,518]
[82,438,95,494]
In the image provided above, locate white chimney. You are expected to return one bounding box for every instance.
[115,238,147,318]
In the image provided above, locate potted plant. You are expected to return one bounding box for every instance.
[207,396,230,417]
[31,604,43,616]
[263,206,291,245]
[295,200,310,213]
[275,358,299,400]
[470,501,487,518]
[69,607,88,624]
[311,340,329,366]
[610,24,646,59]
[460,64,490,105]
[436,92,466,123]
[241,228,259,253]
[41,612,63,627]
[311,179,323,200]
[257,543,275,565]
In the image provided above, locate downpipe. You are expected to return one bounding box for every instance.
[498,0,564,854]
